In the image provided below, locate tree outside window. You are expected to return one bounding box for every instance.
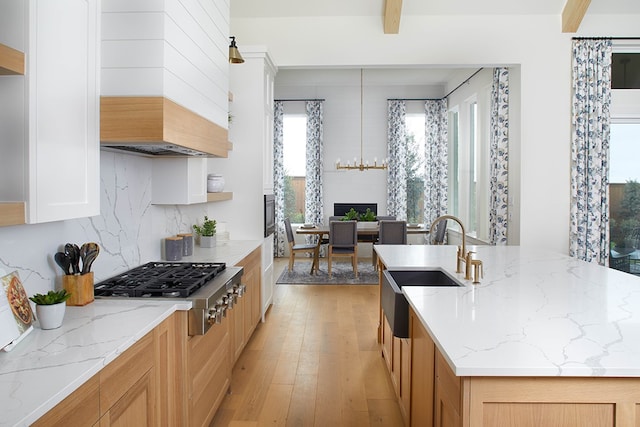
[405,115,426,223]
[283,115,307,224]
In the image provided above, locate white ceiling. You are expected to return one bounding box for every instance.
[232,0,640,87]
[231,0,640,19]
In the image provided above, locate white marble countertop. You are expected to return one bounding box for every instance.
[188,239,262,266]
[374,244,640,377]
[0,239,262,427]
[0,300,190,426]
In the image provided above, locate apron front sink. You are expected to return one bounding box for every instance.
[381,269,462,338]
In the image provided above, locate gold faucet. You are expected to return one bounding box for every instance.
[429,215,482,283]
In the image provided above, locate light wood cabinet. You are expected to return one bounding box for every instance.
[381,307,413,425]
[236,247,263,341]
[405,307,640,427]
[99,331,156,425]
[228,285,247,365]
[186,313,230,427]
[156,311,186,425]
[31,375,100,427]
[434,350,462,426]
[34,314,182,426]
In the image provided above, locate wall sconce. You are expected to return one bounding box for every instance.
[229,36,244,64]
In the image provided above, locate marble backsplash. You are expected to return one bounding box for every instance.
[0,151,209,297]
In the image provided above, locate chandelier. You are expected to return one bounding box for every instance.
[336,69,388,171]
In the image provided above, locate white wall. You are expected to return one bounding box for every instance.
[231,13,640,254]
[0,151,210,297]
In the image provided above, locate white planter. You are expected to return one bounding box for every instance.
[199,235,216,248]
[357,221,378,229]
[36,302,66,330]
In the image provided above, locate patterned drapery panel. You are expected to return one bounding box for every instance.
[489,68,510,245]
[570,39,612,265]
[305,101,324,244]
[273,101,285,256]
[423,99,448,228]
[387,100,407,219]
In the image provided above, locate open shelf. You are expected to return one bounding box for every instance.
[0,202,25,226]
[207,192,233,202]
[0,43,25,75]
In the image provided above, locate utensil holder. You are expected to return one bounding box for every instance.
[62,272,94,306]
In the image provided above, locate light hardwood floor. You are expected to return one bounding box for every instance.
[210,258,404,427]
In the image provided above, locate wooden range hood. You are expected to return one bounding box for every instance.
[100,96,231,157]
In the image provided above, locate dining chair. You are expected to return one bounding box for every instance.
[284,218,319,274]
[328,220,358,278]
[373,220,407,270]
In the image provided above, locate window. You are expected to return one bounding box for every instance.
[609,123,640,264]
[448,90,490,241]
[449,109,460,217]
[611,53,640,89]
[469,101,478,234]
[283,115,307,223]
[405,114,426,223]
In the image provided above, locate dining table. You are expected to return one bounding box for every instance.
[295,223,429,274]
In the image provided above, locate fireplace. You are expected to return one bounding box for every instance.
[333,202,378,217]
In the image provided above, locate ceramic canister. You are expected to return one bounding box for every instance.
[165,236,183,261]
[177,233,193,256]
[207,174,225,192]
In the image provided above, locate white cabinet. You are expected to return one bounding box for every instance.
[151,158,207,205]
[263,64,275,194]
[209,48,277,238]
[0,0,100,224]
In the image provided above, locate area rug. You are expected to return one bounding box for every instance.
[276,261,379,285]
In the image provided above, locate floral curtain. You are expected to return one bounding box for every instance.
[387,101,407,219]
[423,99,448,228]
[489,68,510,245]
[570,38,612,265]
[305,101,324,242]
[273,101,285,256]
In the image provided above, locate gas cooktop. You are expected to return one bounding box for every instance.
[94,262,226,298]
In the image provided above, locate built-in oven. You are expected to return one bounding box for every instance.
[264,194,275,237]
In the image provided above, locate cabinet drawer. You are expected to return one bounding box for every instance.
[32,375,100,427]
[99,332,154,414]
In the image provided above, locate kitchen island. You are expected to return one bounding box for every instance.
[374,244,640,426]
[0,240,261,427]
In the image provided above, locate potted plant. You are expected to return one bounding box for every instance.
[360,208,377,222]
[358,208,378,229]
[342,208,360,221]
[29,290,71,330]
[193,216,217,247]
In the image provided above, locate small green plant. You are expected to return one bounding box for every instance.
[193,216,217,237]
[29,290,71,305]
[361,208,377,221]
[342,208,359,221]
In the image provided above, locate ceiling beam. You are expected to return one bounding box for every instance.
[384,0,402,34]
[562,0,591,33]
